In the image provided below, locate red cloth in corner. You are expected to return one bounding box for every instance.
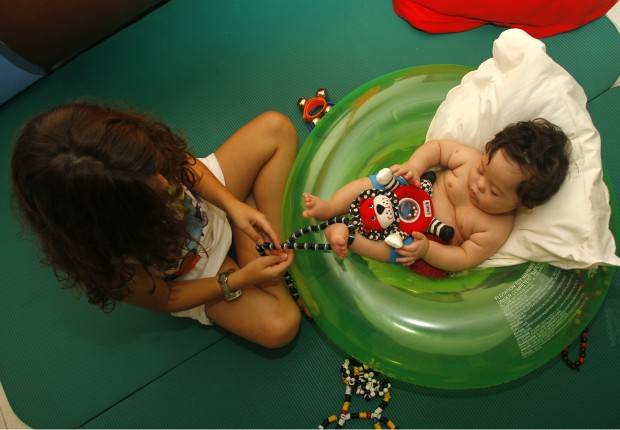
[392,0,618,38]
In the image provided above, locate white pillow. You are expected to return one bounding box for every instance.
[427,28,620,269]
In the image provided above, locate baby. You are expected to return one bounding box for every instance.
[303,118,571,274]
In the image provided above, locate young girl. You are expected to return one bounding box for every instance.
[11,103,301,348]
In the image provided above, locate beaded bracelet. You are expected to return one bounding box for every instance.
[562,327,588,370]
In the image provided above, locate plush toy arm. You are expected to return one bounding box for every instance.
[385,232,404,248]
[378,167,437,194]
[419,170,436,196]
[376,167,406,191]
[427,218,455,242]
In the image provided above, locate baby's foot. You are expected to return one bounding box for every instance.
[324,223,349,260]
[302,193,335,220]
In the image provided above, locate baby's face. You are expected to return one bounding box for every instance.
[467,149,526,214]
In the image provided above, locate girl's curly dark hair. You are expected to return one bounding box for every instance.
[486,118,572,209]
[10,103,199,312]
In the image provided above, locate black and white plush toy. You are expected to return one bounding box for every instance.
[349,168,454,248]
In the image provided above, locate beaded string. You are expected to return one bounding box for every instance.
[561,327,588,370]
[319,358,397,429]
[256,216,355,300]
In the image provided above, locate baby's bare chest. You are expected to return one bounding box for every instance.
[431,171,480,244]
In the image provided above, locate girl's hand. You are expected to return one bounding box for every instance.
[228,201,282,249]
[241,251,294,287]
[390,164,422,188]
[394,232,429,266]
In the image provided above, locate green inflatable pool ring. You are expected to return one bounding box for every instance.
[282,64,616,389]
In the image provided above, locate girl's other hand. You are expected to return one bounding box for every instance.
[229,201,282,250]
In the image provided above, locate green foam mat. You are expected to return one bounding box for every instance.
[83,312,620,429]
[1,0,619,427]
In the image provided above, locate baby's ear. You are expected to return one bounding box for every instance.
[520,197,534,210]
[516,199,534,213]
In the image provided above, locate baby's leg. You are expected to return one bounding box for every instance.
[303,177,374,220]
[302,193,337,220]
[324,223,350,260]
[325,224,394,262]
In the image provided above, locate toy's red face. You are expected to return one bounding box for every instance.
[358,194,396,232]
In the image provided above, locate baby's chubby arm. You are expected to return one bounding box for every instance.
[390,139,478,185]
[412,214,514,272]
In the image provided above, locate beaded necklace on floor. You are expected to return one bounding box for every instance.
[319,358,398,429]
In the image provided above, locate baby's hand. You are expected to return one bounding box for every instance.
[390,164,421,188]
[394,232,429,266]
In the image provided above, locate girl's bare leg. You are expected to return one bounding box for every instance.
[204,112,301,348]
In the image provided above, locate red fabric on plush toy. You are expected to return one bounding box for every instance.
[349,185,455,248]
[392,0,618,38]
[349,169,455,278]
[352,185,436,241]
[349,169,455,247]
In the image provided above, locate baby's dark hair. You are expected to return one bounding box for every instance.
[10,103,198,312]
[485,118,571,209]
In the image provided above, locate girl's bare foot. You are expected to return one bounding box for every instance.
[302,193,336,220]
[324,223,349,260]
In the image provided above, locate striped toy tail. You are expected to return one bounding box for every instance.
[255,216,355,300]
